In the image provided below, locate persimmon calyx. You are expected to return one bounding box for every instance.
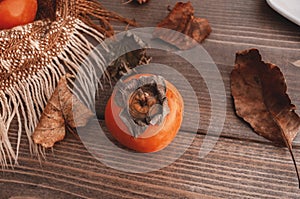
[114,75,170,137]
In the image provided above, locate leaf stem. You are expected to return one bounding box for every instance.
[287,145,300,188]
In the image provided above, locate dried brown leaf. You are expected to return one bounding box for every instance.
[107,32,151,80]
[231,48,300,187]
[32,75,94,148]
[153,1,211,50]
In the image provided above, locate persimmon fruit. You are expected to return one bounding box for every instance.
[105,74,184,153]
[0,0,38,30]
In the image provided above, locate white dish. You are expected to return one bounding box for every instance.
[266,0,300,26]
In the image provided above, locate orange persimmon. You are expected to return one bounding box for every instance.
[105,74,184,153]
[0,0,38,30]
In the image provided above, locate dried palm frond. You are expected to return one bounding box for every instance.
[0,0,136,167]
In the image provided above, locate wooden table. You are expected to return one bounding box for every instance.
[2,0,300,198]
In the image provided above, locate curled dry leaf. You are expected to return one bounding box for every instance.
[32,75,94,148]
[107,31,151,80]
[153,1,211,50]
[231,48,300,187]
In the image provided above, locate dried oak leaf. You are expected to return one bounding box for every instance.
[153,1,211,50]
[32,75,94,148]
[231,48,300,187]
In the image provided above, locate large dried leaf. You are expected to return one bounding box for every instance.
[231,49,300,144]
[231,48,300,187]
[32,75,94,148]
[153,2,211,50]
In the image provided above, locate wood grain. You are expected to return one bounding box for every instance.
[2,0,300,198]
[3,120,300,198]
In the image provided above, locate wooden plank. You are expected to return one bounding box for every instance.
[2,120,300,198]
[101,0,300,32]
